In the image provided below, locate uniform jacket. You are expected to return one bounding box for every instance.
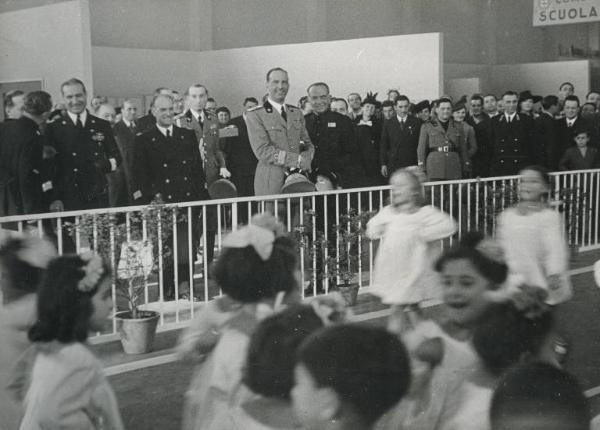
[380,115,421,172]
[109,120,137,207]
[0,116,53,216]
[466,113,493,177]
[417,119,466,180]
[555,115,598,161]
[131,125,208,205]
[559,146,600,171]
[456,121,478,176]
[46,111,121,210]
[534,112,559,170]
[356,116,385,186]
[135,113,156,135]
[176,109,226,186]
[304,109,360,187]
[245,101,314,196]
[490,113,534,176]
[221,115,257,177]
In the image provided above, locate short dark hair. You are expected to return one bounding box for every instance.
[574,128,591,138]
[483,94,497,101]
[28,255,111,344]
[154,87,170,95]
[541,95,559,110]
[207,97,216,103]
[60,78,87,95]
[243,97,258,106]
[347,92,361,101]
[437,97,453,107]
[559,81,574,91]
[297,325,411,425]
[184,84,208,97]
[216,106,230,115]
[214,235,298,303]
[435,231,508,286]
[24,91,52,116]
[395,95,410,105]
[244,304,325,399]
[582,102,596,110]
[502,91,518,99]
[470,94,484,104]
[381,100,394,109]
[4,89,24,111]
[564,95,580,106]
[0,238,46,304]
[586,90,599,99]
[307,82,330,94]
[266,67,288,82]
[490,363,589,430]
[473,301,553,376]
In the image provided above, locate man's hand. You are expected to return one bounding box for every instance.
[381,165,388,177]
[49,200,64,212]
[219,167,232,179]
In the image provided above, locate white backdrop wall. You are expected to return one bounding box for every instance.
[0,0,93,102]
[92,33,443,116]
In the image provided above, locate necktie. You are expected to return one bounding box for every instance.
[400,119,405,130]
[281,107,287,122]
[130,121,136,133]
[199,113,204,129]
[166,129,171,139]
[76,114,83,129]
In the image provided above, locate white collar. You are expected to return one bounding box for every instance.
[67,110,87,126]
[122,118,135,128]
[268,98,285,113]
[190,109,204,122]
[566,117,577,124]
[156,124,174,137]
[505,112,517,121]
[397,114,408,122]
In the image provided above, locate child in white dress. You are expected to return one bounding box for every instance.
[366,168,456,332]
[10,253,124,430]
[497,165,571,305]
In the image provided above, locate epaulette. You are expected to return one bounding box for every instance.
[285,104,298,110]
[247,105,263,112]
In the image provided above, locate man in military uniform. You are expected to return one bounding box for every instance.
[136,87,172,134]
[304,82,361,188]
[46,78,121,211]
[246,67,313,196]
[490,91,535,176]
[176,84,229,266]
[131,94,208,300]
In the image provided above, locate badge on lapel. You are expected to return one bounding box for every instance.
[92,131,105,143]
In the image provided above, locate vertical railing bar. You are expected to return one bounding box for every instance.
[202,205,209,303]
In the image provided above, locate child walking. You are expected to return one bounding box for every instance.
[10,253,124,430]
[366,167,456,332]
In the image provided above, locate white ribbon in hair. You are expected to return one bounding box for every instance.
[222,224,276,261]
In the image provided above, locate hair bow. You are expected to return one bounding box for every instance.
[222,224,275,261]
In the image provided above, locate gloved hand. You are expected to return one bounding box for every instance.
[219,167,232,179]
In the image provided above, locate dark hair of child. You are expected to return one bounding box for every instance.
[28,255,111,344]
[244,303,325,399]
[0,238,44,304]
[573,128,591,139]
[213,235,298,303]
[472,301,553,376]
[490,362,589,430]
[296,325,411,425]
[434,231,508,286]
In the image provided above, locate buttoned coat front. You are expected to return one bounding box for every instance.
[245,101,313,196]
[417,119,465,180]
[176,110,226,186]
[46,112,121,210]
[131,125,208,205]
[490,113,534,176]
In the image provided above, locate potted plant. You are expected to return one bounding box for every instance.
[321,209,373,306]
[67,198,177,353]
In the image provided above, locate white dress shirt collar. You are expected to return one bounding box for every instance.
[156,124,174,137]
[567,117,577,126]
[505,112,517,122]
[397,114,408,123]
[190,109,204,123]
[67,110,87,127]
[268,98,285,114]
[123,118,134,128]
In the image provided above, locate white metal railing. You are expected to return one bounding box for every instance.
[1,169,599,340]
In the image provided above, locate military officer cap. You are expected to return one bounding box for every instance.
[208,178,238,199]
[281,169,316,194]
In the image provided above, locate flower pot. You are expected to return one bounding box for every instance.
[336,283,360,306]
[114,310,160,354]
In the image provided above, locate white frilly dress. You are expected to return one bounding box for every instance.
[366,205,457,305]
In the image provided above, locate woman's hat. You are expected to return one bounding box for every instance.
[519,90,542,104]
[414,100,430,113]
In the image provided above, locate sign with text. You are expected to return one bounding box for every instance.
[533,0,600,26]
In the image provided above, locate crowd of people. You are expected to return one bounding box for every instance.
[2,73,600,220]
[0,177,596,428]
